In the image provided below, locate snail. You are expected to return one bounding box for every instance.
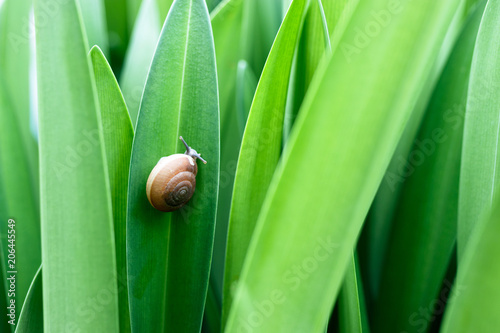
[146,136,207,212]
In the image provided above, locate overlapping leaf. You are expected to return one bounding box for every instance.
[458,0,500,258]
[225,0,461,330]
[35,0,119,330]
[222,0,307,325]
[90,46,133,333]
[374,4,485,331]
[126,0,219,331]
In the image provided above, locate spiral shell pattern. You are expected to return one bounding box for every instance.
[146,154,198,212]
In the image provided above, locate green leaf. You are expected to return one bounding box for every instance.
[284,0,329,140]
[285,0,360,141]
[373,4,485,331]
[103,0,130,72]
[0,0,39,213]
[0,69,40,319]
[0,252,10,333]
[90,46,133,333]
[126,0,143,28]
[35,0,119,330]
[209,0,245,300]
[441,191,500,331]
[15,266,43,333]
[458,0,500,259]
[222,0,307,325]
[225,0,461,330]
[362,2,463,301]
[158,0,175,22]
[126,0,219,331]
[235,60,258,135]
[338,253,369,333]
[80,0,110,55]
[120,0,161,126]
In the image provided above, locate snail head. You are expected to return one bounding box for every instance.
[179,136,207,164]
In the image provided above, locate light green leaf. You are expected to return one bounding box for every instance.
[205,0,221,12]
[373,4,485,331]
[79,0,110,55]
[209,0,245,299]
[15,266,43,333]
[0,0,39,212]
[225,0,461,330]
[362,2,463,300]
[0,69,40,321]
[441,190,500,331]
[285,0,360,141]
[90,46,133,333]
[35,0,119,330]
[126,0,219,331]
[222,0,307,325]
[235,60,258,134]
[120,0,161,126]
[458,0,500,259]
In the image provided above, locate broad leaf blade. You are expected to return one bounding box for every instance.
[458,0,500,259]
[225,0,461,331]
[209,0,245,297]
[222,0,307,324]
[441,192,500,331]
[374,4,485,332]
[90,46,133,333]
[35,0,119,330]
[126,0,219,331]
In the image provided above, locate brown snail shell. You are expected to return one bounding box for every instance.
[146,137,206,212]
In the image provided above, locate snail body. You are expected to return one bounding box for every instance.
[146,137,206,212]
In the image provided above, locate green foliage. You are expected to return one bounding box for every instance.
[90,46,133,333]
[226,0,461,330]
[441,175,500,332]
[3,0,500,331]
[458,0,500,259]
[35,0,119,330]
[222,0,307,326]
[126,0,219,331]
[374,3,485,331]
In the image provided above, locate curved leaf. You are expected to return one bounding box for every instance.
[35,0,119,330]
[225,0,461,330]
[0,69,40,321]
[90,46,133,333]
[126,0,219,331]
[458,0,500,259]
[222,0,307,325]
[374,4,485,331]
